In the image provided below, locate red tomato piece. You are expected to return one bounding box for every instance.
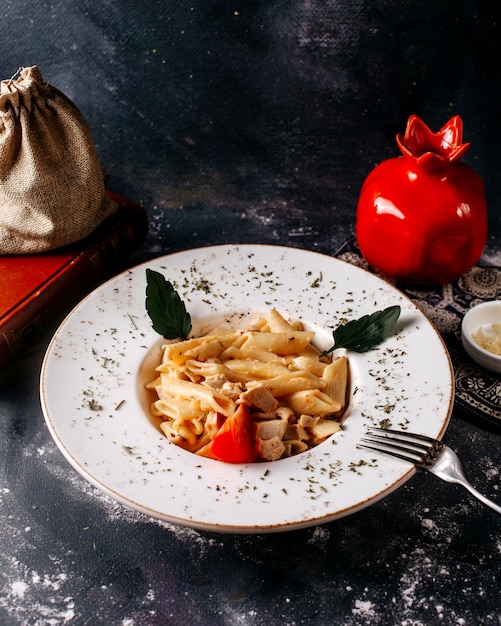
[209,404,256,464]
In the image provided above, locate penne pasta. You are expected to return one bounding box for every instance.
[157,376,236,416]
[282,389,342,416]
[266,309,296,332]
[246,371,325,397]
[223,358,289,379]
[307,418,342,445]
[147,310,349,462]
[151,397,206,421]
[219,346,286,364]
[290,355,328,376]
[265,310,324,358]
[322,356,348,412]
[239,331,316,355]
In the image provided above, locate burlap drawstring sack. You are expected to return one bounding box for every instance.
[0,66,117,254]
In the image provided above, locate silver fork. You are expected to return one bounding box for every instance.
[360,427,501,515]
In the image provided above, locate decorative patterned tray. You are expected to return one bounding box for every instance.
[335,238,501,430]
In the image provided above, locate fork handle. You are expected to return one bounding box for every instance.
[432,448,501,515]
[459,481,501,515]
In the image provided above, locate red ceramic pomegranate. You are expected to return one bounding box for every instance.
[356,115,487,285]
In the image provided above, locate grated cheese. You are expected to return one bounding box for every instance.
[472,323,501,356]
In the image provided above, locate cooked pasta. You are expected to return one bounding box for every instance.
[147,310,349,462]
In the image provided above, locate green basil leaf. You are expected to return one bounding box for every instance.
[145,268,192,340]
[322,305,401,355]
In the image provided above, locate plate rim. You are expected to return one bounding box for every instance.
[40,243,454,533]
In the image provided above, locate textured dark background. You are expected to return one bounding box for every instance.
[2,3,501,625]
[1,0,500,256]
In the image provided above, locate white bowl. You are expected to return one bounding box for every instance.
[461,301,501,374]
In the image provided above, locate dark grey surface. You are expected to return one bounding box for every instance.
[1,0,500,249]
[1,1,501,624]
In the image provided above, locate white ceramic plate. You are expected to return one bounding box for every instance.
[40,245,454,533]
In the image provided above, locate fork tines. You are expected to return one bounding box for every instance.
[360,427,445,467]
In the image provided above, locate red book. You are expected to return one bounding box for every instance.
[0,191,148,372]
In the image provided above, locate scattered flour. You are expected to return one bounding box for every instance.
[482,247,501,267]
[11,581,28,599]
[1,557,75,625]
[352,598,376,618]
[420,518,442,539]
[7,404,500,625]
[1,437,228,624]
